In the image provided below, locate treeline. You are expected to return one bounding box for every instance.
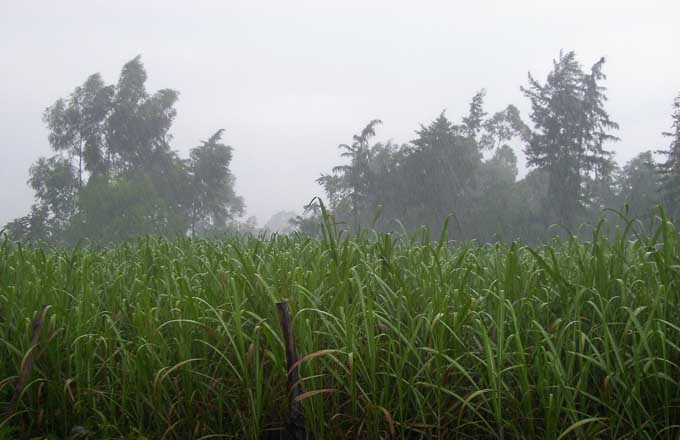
[4,51,680,244]
[301,51,680,242]
[5,56,245,243]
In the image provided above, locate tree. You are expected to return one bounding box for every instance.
[658,93,680,216]
[4,205,50,243]
[43,73,114,187]
[7,56,245,243]
[618,151,660,219]
[472,145,520,240]
[189,129,245,234]
[317,119,382,227]
[315,91,532,239]
[29,156,79,226]
[481,105,530,150]
[522,51,619,227]
[69,175,187,242]
[462,89,488,140]
[405,110,482,232]
[5,156,79,241]
[107,56,180,175]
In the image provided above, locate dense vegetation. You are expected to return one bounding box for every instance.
[3,48,680,439]
[5,51,680,244]
[309,53,680,242]
[5,56,245,244]
[1,210,680,439]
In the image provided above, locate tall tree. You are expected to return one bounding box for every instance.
[658,93,680,216]
[618,151,660,219]
[481,105,530,150]
[406,110,481,229]
[522,51,619,227]
[189,129,245,234]
[43,73,114,187]
[7,56,245,243]
[317,119,382,227]
[71,175,187,242]
[462,89,488,140]
[107,56,179,174]
[313,91,532,239]
[4,156,78,241]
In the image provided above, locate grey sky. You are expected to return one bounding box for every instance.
[1,0,678,227]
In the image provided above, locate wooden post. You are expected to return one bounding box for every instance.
[3,305,48,421]
[276,301,306,440]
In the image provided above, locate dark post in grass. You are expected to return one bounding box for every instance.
[276,301,306,440]
[3,305,48,421]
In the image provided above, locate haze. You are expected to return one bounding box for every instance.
[1,0,678,227]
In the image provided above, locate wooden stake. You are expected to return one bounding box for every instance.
[3,305,48,421]
[276,301,306,440]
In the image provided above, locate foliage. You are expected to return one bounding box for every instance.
[310,51,670,243]
[6,51,676,245]
[6,57,244,243]
[522,51,619,227]
[659,92,680,215]
[618,151,661,219]
[316,91,535,241]
[1,211,680,438]
[188,129,245,234]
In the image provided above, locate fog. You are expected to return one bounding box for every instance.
[1,0,678,231]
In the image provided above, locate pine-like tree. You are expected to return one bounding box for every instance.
[658,93,680,216]
[522,51,618,227]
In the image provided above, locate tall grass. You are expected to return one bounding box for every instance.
[0,212,679,439]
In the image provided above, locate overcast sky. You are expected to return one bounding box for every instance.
[1,0,679,227]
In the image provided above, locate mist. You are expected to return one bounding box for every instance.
[4,3,680,437]
[2,1,680,244]
[2,1,679,232]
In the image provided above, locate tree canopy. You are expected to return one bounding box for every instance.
[313,51,670,242]
[659,93,680,216]
[4,51,676,244]
[6,56,244,243]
